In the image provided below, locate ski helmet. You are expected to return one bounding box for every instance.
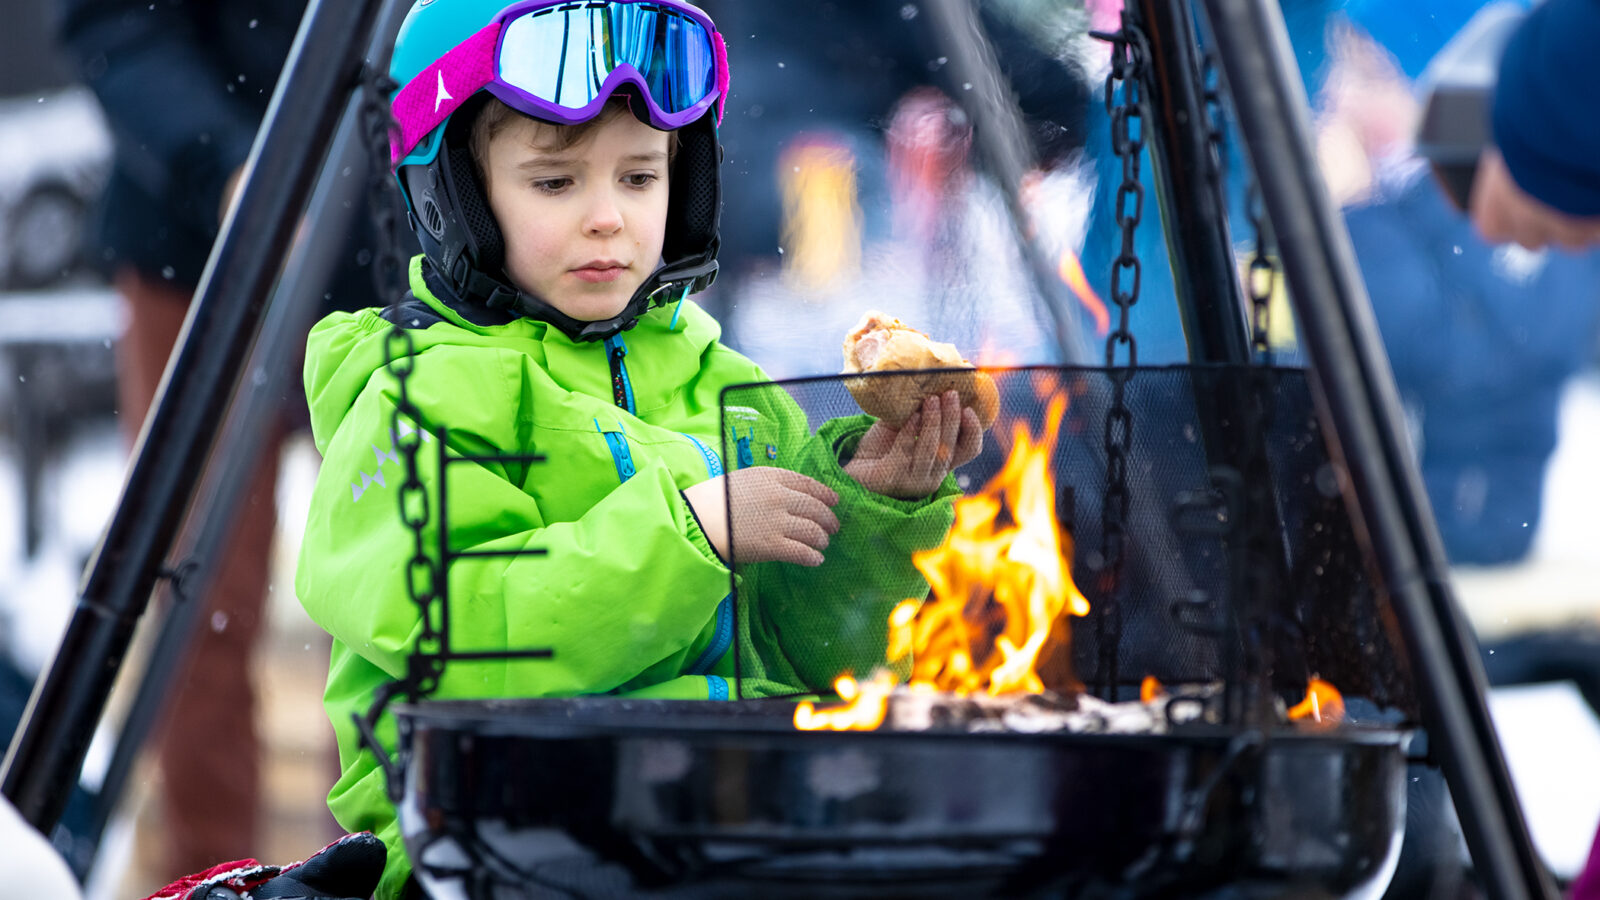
[387,0,729,341]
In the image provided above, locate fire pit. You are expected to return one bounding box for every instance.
[392,365,1416,899]
[396,698,1406,899]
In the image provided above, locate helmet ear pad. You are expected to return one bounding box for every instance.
[400,98,506,285]
[663,117,721,272]
[441,137,505,276]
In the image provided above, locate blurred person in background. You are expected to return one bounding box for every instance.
[1471,0,1600,252]
[1078,0,1496,365]
[1322,16,1600,569]
[55,0,369,882]
[704,1,1091,375]
[1081,0,1600,563]
[1299,7,1600,896]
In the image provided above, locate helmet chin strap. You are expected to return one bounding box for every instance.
[453,258,718,342]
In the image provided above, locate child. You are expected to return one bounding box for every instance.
[296,1,986,895]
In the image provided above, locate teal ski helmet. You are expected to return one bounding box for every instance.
[387,0,728,341]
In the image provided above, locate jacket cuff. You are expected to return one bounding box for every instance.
[679,490,729,568]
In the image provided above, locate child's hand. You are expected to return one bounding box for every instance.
[845,390,984,499]
[683,468,840,567]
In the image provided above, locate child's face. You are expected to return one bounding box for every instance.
[481,112,670,323]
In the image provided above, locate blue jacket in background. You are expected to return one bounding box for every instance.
[1347,168,1600,564]
[1492,0,1600,216]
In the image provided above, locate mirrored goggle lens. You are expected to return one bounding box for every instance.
[498,3,717,114]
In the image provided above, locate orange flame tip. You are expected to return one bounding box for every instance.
[1287,677,1346,729]
[1058,248,1110,337]
[794,671,898,732]
[1141,676,1164,704]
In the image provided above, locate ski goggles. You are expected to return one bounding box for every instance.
[392,0,728,164]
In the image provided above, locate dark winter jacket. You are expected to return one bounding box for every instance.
[56,0,306,287]
[1493,0,1600,216]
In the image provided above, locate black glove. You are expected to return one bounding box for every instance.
[189,833,386,900]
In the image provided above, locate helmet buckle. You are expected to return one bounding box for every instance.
[482,283,520,311]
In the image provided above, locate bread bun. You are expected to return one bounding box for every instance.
[842,312,1000,429]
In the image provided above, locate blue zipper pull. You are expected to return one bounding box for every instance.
[733,425,755,470]
[595,418,636,483]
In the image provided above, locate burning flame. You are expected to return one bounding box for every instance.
[1141,675,1164,704]
[794,670,898,731]
[889,394,1090,697]
[1059,247,1110,337]
[1287,677,1346,729]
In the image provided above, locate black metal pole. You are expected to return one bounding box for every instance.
[1,0,390,834]
[1136,0,1252,364]
[1135,0,1289,726]
[1197,0,1555,897]
[921,0,1091,364]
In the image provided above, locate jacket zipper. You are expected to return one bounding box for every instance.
[604,334,635,415]
[595,419,636,483]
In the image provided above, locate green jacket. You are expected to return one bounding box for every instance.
[296,257,956,898]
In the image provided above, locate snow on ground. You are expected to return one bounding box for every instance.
[0,423,123,674]
[1487,682,1600,877]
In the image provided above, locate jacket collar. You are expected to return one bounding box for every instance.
[405,255,728,415]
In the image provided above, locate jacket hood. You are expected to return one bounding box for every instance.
[303,255,726,454]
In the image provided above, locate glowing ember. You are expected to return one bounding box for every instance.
[1140,676,1164,704]
[1058,247,1110,337]
[1288,678,1346,729]
[888,394,1090,697]
[794,671,898,731]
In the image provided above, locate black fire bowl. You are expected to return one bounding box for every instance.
[395,698,1408,900]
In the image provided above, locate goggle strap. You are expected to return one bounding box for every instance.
[391,21,501,165]
[713,29,730,124]
[391,7,729,164]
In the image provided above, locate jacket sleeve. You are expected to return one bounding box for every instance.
[1491,0,1600,216]
[735,401,958,693]
[56,0,261,236]
[297,344,732,701]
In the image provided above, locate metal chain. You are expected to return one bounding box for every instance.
[1201,52,1228,218]
[1102,16,1148,371]
[1092,13,1150,700]
[360,64,443,698]
[1246,183,1275,361]
[1240,162,1283,722]
[1200,49,1274,362]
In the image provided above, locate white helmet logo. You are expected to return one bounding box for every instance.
[435,70,454,113]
